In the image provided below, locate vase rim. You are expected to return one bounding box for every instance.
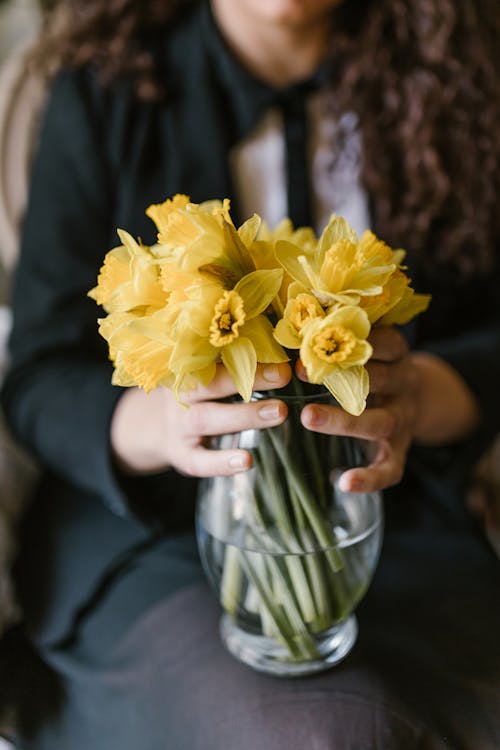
[251,386,334,405]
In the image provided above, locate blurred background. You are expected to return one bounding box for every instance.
[0,0,42,64]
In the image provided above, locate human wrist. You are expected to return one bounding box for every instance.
[110,387,172,475]
[411,352,480,446]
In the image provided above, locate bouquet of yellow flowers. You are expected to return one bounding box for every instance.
[90,195,430,673]
[89,193,429,416]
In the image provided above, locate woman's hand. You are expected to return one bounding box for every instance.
[300,327,480,493]
[110,363,291,477]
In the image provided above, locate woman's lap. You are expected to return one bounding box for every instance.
[22,528,500,750]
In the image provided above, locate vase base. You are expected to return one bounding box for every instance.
[220,613,358,677]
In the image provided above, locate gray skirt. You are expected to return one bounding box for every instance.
[18,519,500,750]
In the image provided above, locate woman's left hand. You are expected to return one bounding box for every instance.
[300,326,420,493]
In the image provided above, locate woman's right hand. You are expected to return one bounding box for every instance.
[110,363,292,477]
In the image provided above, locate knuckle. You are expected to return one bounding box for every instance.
[376,365,391,393]
[391,464,405,486]
[388,328,408,358]
[180,457,198,477]
[336,409,356,434]
[382,411,397,437]
[396,333,409,358]
[188,404,208,436]
[407,366,420,391]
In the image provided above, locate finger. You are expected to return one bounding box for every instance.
[338,438,409,493]
[301,403,396,441]
[365,360,409,396]
[178,445,253,477]
[368,327,409,362]
[188,363,292,402]
[185,398,288,437]
[294,358,309,382]
[254,362,292,392]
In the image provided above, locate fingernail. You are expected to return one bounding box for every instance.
[304,405,326,427]
[228,453,247,470]
[258,402,281,421]
[295,360,307,380]
[342,476,364,493]
[338,475,351,492]
[262,365,281,383]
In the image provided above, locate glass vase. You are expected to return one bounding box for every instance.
[196,386,383,677]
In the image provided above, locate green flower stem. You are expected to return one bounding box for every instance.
[286,485,332,628]
[240,546,320,661]
[216,387,366,660]
[255,423,351,635]
[288,482,308,535]
[289,380,328,512]
[243,579,261,615]
[267,425,355,621]
[299,522,352,623]
[266,427,344,575]
[259,597,278,640]
[283,555,318,625]
[251,462,320,625]
[253,446,296,541]
[220,543,243,617]
[305,556,333,632]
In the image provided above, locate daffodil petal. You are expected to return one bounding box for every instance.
[349,265,395,294]
[318,215,358,255]
[169,330,215,375]
[323,365,369,416]
[360,272,409,324]
[286,280,309,299]
[222,337,257,402]
[273,317,302,349]
[299,308,372,384]
[111,363,136,388]
[119,340,174,392]
[392,249,407,265]
[319,239,357,292]
[314,290,361,307]
[193,362,218,388]
[343,339,373,367]
[90,233,167,313]
[379,291,432,326]
[173,362,218,400]
[241,316,289,363]
[328,305,371,340]
[275,240,311,287]
[128,316,173,345]
[234,269,283,319]
[238,214,261,247]
[221,219,255,275]
[145,194,190,236]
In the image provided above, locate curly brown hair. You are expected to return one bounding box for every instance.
[33,0,500,278]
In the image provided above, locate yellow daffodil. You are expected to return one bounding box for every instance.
[255,218,317,258]
[300,306,373,415]
[98,310,175,392]
[169,269,288,401]
[88,229,167,314]
[378,287,432,326]
[359,269,410,323]
[359,267,431,325]
[276,217,398,308]
[273,293,325,349]
[147,196,258,290]
[91,195,431,417]
[250,219,317,314]
[144,193,191,241]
